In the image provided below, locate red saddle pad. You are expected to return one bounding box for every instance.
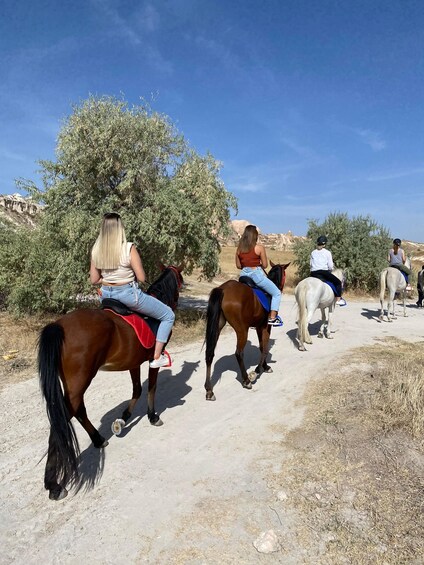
[104,310,155,349]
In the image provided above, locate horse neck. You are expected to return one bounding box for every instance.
[268,265,283,291]
[147,269,178,308]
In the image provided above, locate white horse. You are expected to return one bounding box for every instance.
[379,258,411,321]
[295,268,344,352]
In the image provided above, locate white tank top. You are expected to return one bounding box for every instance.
[101,242,135,284]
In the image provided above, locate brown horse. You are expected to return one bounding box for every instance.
[204,262,290,400]
[38,265,183,501]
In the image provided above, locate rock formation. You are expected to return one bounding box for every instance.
[0,193,43,228]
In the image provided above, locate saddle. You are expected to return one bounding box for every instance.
[310,275,338,297]
[101,298,158,348]
[239,276,271,312]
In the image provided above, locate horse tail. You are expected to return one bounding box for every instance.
[379,269,387,303]
[205,288,224,366]
[38,323,80,487]
[297,283,309,343]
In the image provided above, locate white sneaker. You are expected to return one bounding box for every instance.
[336,298,347,306]
[149,351,172,369]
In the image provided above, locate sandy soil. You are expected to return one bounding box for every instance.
[1,294,423,565]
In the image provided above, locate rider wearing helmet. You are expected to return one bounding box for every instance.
[310,236,346,306]
[388,238,412,290]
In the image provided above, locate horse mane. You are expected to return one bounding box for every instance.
[147,267,182,308]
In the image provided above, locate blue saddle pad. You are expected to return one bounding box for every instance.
[252,288,271,312]
[239,276,271,312]
[324,281,337,296]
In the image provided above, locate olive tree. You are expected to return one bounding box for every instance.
[4,95,237,314]
[293,212,391,292]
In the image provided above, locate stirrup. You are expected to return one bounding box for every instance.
[268,315,283,327]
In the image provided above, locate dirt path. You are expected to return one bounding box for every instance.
[1,295,423,564]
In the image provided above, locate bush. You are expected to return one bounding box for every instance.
[293,212,392,292]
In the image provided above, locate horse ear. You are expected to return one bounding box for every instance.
[283,262,291,269]
[176,262,184,273]
[270,260,275,267]
[158,262,166,271]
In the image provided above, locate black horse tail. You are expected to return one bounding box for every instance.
[38,323,80,488]
[205,288,224,366]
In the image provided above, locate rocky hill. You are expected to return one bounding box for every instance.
[0,193,43,228]
[1,194,422,260]
[221,219,305,250]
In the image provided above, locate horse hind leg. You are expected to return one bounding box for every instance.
[234,330,252,390]
[251,326,271,381]
[112,366,143,435]
[70,393,108,448]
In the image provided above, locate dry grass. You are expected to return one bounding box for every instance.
[269,339,424,564]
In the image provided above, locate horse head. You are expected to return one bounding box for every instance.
[268,261,291,291]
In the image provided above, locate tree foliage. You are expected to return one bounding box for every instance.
[293,212,392,292]
[1,95,237,314]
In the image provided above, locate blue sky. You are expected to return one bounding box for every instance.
[1,0,423,241]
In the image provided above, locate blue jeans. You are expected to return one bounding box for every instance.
[240,267,281,312]
[101,282,175,344]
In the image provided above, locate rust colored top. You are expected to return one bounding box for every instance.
[238,247,262,268]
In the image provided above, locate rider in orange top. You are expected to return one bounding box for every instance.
[235,225,283,327]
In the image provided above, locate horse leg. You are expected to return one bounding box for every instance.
[402,290,407,317]
[388,291,395,321]
[252,326,272,381]
[234,329,252,390]
[326,306,334,339]
[318,308,326,338]
[147,367,163,426]
[111,366,142,436]
[70,394,109,448]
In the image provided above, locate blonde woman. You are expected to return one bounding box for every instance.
[90,212,175,368]
[235,224,282,326]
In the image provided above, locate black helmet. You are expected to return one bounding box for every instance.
[317,235,327,246]
[393,238,401,246]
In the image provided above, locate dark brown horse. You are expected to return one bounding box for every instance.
[38,265,183,501]
[204,262,290,400]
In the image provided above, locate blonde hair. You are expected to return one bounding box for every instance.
[237,225,259,254]
[91,213,127,269]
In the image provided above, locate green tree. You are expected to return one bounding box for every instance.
[2,95,237,314]
[293,212,392,292]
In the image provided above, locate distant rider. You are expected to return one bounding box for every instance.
[310,235,346,306]
[388,238,412,291]
[417,265,424,308]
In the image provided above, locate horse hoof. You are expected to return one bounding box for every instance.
[111,419,126,436]
[317,333,323,339]
[243,381,252,390]
[264,367,273,374]
[298,346,306,352]
[206,394,216,401]
[248,370,257,382]
[149,415,163,426]
[49,487,68,501]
